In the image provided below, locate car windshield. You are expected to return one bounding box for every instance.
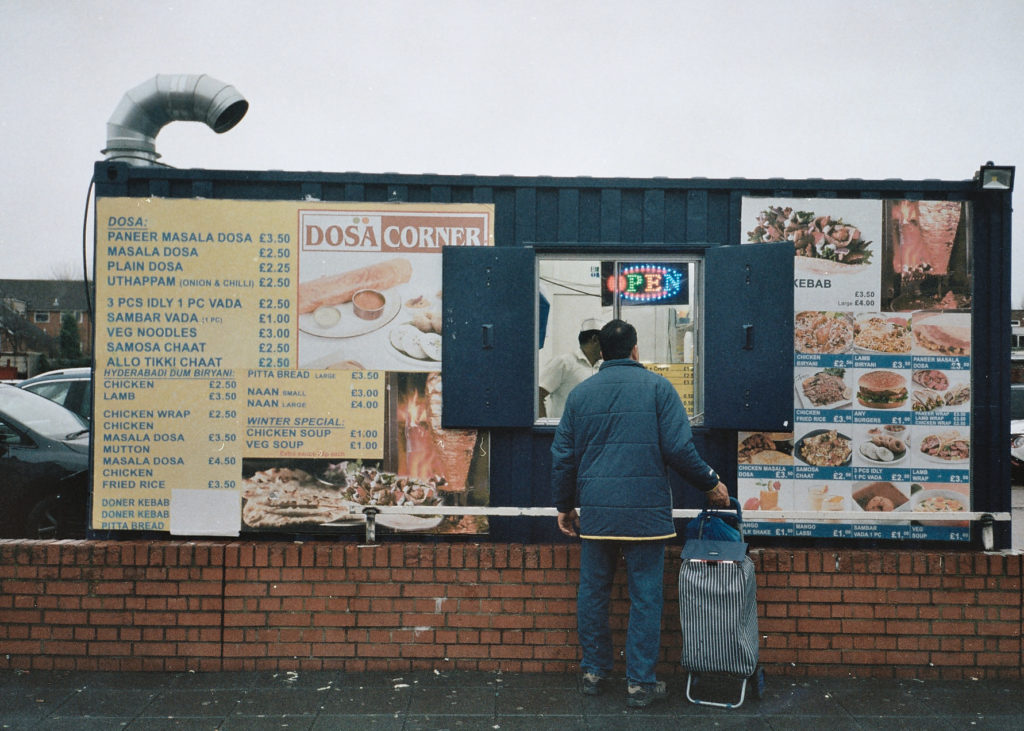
[0,385,88,438]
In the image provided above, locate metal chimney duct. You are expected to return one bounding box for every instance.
[103,74,248,165]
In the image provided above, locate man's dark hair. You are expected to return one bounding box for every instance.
[599,319,637,360]
[578,329,600,347]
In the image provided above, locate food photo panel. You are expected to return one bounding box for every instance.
[801,479,852,515]
[910,368,971,414]
[737,431,794,466]
[742,196,973,540]
[793,425,854,470]
[297,252,443,372]
[852,313,913,355]
[882,201,971,313]
[742,199,883,312]
[738,477,791,515]
[910,310,971,358]
[854,424,910,467]
[851,480,910,513]
[795,366,852,410]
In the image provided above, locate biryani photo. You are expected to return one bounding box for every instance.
[853,315,912,353]
[794,311,854,354]
[795,429,852,467]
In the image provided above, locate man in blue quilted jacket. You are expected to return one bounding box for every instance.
[551,318,729,708]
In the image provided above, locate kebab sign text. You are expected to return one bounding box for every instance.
[737,198,973,540]
[95,199,494,536]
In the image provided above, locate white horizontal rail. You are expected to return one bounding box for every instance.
[361,505,1011,522]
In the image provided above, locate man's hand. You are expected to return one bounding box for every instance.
[705,481,730,508]
[557,509,580,538]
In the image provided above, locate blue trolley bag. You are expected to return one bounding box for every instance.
[678,498,761,707]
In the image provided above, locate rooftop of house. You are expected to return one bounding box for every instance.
[0,279,92,313]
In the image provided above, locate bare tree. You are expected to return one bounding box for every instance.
[50,263,88,281]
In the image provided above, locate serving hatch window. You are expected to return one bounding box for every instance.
[536,255,703,424]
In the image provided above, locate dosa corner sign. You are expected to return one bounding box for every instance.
[300,208,493,252]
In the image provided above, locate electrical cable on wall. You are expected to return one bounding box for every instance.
[538,275,600,298]
[80,180,94,322]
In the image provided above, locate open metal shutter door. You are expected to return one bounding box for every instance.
[441,246,535,428]
[704,242,794,431]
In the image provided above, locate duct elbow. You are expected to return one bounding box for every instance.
[103,74,248,165]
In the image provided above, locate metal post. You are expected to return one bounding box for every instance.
[980,513,994,550]
[363,507,379,544]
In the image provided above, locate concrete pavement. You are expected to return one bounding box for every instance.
[1,668,1022,729]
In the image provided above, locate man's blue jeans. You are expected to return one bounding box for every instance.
[577,538,666,686]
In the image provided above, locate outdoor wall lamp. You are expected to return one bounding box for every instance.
[977,162,1015,191]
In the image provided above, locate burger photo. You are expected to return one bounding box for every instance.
[856,370,908,409]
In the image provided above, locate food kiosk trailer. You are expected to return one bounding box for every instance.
[90,159,1014,548]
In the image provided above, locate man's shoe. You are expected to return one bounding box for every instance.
[581,672,604,696]
[626,680,667,708]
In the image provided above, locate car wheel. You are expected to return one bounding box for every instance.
[26,495,63,538]
[0,488,31,537]
[26,495,83,539]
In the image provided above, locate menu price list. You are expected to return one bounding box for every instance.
[93,199,364,531]
[243,370,384,459]
[647,363,694,414]
[96,377,243,531]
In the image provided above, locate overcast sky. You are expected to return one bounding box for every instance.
[2,0,1022,305]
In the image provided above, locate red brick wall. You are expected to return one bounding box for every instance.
[0,540,1020,678]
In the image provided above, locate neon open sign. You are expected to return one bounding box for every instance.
[606,264,685,303]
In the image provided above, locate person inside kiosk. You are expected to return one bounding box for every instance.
[537,318,604,418]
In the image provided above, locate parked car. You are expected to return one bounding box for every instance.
[1012,384,1024,485]
[0,384,90,538]
[19,366,92,421]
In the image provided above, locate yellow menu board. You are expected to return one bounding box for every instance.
[94,199,494,535]
[645,362,695,414]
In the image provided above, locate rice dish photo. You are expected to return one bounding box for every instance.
[794,311,854,354]
[853,315,912,353]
